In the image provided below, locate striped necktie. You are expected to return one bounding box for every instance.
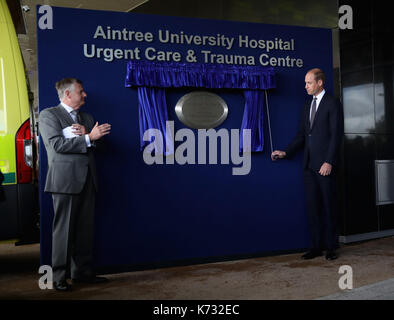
[310,97,317,128]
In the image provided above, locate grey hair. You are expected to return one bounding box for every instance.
[55,78,83,100]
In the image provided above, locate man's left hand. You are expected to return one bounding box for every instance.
[319,162,332,176]
[72,124,87,136]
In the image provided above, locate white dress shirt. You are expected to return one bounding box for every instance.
[61,103,91,147]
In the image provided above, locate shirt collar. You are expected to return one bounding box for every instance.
[61,102,75,114]
[314,89,325,104]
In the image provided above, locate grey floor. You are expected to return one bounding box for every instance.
[0,236,393,300]
[317,277,394,300]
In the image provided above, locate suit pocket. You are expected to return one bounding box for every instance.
[49,160,87,193]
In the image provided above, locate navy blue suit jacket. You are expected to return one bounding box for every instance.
[285,92,344,171]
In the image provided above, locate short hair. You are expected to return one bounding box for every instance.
[55,78,83,100]
[308,68,325,85]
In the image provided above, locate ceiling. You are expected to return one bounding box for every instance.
[22,0,148,12]
[15,0,148,109]
[19,0,148,59]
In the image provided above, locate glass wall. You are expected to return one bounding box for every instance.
[339,0,394,236]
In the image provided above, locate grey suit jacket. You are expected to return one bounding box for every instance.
[39,104,98,194]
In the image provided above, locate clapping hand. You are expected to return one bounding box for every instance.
[88,122,111,141]
[71,124,87,136]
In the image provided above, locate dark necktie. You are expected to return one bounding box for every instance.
[310,97,317,128]
[71,110,80,124]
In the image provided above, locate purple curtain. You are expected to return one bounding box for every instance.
[241,90,265,152]
[125,61,276,152]
[126,61,275,90]
[138,87,170,152]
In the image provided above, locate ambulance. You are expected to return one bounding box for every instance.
[0,0,39,244]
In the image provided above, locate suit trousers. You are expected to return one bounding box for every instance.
[303,168,338,252]
[51,170,95,283]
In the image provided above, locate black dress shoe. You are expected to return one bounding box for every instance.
[54,280,71,291]
[72,276,108,284]
[325,251,338,260]
[301,250,323,260]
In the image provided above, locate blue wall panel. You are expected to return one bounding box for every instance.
[37,6,333,269]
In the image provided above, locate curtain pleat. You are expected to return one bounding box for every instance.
[126,61,275,90]
[241,90,265,152]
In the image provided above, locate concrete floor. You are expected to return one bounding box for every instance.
[0,236,393,300]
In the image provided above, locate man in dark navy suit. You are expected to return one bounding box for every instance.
[271,68,343,261]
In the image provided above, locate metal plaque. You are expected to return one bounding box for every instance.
[175,91,228,129]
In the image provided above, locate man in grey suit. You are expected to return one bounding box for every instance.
[39,78,111,291]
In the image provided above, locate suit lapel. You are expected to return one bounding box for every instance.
[306,102,312,129]
[310,93,327,130]
[78,112,85,125]
[55,104,74,126]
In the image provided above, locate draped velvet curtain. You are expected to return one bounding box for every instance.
[137,87,171,153]
[125,61,276,152]
[241,90,265,152]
